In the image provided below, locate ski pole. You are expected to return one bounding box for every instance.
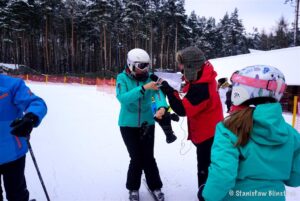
[27,140,51,201]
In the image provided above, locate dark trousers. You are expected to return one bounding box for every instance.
[194,137,214,188]
[0,156,29,201]
[120,125,163,191]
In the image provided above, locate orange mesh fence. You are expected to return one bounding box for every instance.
[96,78,116,94]
[9,74,116,94]
[9,74,112,87]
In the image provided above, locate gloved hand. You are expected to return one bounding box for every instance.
[10,113,39,137]
[160,81,175,95]
[170,113,179,122]
[150,74,159,82]
[150,74,174,95]
[154,112,177,143]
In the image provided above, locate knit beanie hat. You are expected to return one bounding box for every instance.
[176,46,206,81]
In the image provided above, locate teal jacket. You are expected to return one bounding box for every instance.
[203,103,300,201]
[116,70,167,127]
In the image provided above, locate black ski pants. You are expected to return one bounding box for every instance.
[120,125,163,191]
[194,137,214,188]
[0,155,29,201]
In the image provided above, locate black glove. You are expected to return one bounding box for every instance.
[197,184,205,201]
[10,113,39,137]
[150,74,159,82]
[160,81,175,95]
[150,74,174,95]
[154,112,177,143]
[170,113,179,122]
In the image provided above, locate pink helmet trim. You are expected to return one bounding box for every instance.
[231,73,286,93]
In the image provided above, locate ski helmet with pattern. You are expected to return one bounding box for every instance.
[230,65,286,106]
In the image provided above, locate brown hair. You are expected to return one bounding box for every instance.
[223,107,255,146]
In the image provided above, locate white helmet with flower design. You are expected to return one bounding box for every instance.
[230,65,286,106]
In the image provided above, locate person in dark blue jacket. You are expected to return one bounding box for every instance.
[0,73,47,201]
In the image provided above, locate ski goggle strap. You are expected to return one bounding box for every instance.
[231,73,286,93]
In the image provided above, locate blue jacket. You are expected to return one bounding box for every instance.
[203,103,300,201]
[0,74,47,165]
[116,70,168,127]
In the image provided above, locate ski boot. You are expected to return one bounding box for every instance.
[152,189,165,201]
[129,190,139,201]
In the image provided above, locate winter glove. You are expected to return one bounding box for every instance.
[170,113,180,122]
[197,184,205,201]
[154,112,178,143]
[150,74,159,82]
[10,112,39,138]
[150,74,174,95]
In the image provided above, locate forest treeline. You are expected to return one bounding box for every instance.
[0,0,297,75]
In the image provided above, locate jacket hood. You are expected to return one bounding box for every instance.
[251,103,289,146]
[195,61,217,83]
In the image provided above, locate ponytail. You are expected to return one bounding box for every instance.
[223,107,255,146]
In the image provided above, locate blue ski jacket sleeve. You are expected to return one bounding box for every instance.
[11,77,47,125]
[0,74,47,164]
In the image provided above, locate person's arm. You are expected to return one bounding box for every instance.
[284,128,300,187]
[202,123,239,201]
[166,90,186,116]
[149,74,186,116]
[12,78,47,126]
[182,83,209,117]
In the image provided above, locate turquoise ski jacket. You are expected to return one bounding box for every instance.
[116,70,168,127]
[0,74,47,165]
[203,103,300,201]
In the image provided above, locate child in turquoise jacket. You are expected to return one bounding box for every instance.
[200,65,300,201]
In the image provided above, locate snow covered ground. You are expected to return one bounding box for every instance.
[8,82,300,200]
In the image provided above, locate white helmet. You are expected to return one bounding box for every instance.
[127,48,150,74]
[230,65,286,106]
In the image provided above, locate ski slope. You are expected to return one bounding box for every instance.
[15,82,300,201]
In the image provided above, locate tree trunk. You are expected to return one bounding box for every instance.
[63,18,69,73]
[71,12,75,73]
[15,35,19,65]
[99,25,102,72]
[22,31,26,65]
[160,26,165,69]
[103,24,107,70]
[150,22,153,69]
[109,35,111,70]
[175,22,178,71]
[45,15,50,73]
[294,0,300,45]
[166,36,169,69]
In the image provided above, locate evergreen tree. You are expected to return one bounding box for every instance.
[274,16,290,48]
